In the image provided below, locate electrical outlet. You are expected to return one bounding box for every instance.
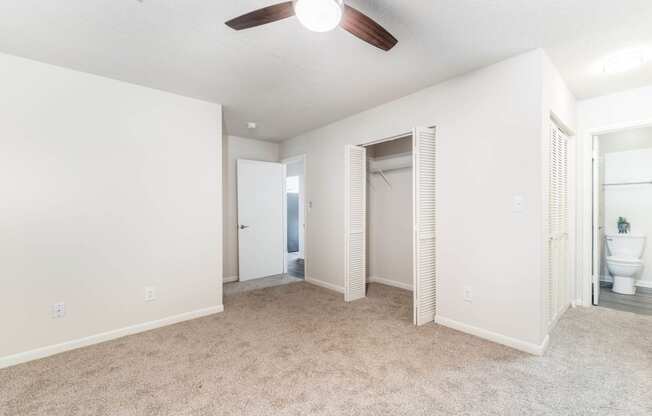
[145,286,157,302]
[463,286,473,303]
[52,302,65,319]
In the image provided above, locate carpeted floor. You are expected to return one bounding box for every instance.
[1,283,651,416]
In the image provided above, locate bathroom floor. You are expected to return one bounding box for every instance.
[599,283,652,315]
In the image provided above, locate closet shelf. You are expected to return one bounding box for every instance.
[368,153,412,173]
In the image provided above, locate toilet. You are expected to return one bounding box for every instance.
[605,235,646,295]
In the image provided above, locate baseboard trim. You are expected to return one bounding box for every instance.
[368,276,413,291]
[548,303,571,334]
[305,277,344,294]
[223,275,238,283]
[0,305,224,370]
[435,315,549,356]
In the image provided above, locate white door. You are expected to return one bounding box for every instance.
[413,127,437,326]
[237,159,284,281]
[592,136,601,305]
[344,145,366,302]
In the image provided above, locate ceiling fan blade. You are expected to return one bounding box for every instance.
[225,2,295,30]
[340,5,398,51]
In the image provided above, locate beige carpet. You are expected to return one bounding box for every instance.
[1,283,651,416]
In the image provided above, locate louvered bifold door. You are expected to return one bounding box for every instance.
[413,127,437,326]
[345,145,367,302]
[547,124,569,328]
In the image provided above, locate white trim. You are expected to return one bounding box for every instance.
[369,276,413,291]
[435,315,550,356]
[223,275,239,283]
[282,162,288,274]
[548,303,571,334]
[305,277,345,294]
[361,131,412,147]
[0,305,224,369]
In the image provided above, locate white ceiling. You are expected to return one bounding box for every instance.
[1,0,651,141]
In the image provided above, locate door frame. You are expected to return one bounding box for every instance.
[577,118,652,307]
[281,154,307,277]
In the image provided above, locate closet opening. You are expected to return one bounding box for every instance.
[365,135,414,320]
[345,127,437,326]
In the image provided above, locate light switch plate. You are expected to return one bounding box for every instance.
[463,286,473,303]
[145,286,157,302]
[52,302,65,319]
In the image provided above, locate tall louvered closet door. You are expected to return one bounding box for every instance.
[546,122,569,328]
[345,145,367,302]
[413,127,437,326]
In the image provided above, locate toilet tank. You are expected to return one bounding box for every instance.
[605,235,646,258]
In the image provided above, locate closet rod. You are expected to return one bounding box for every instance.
[375,169,392,188]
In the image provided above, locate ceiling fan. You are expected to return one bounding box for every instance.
[225,0,398,51]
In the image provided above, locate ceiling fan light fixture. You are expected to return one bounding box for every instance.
[293,0,343,33]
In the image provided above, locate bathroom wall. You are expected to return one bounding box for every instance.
[600,129,652,288]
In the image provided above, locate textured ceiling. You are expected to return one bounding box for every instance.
[0,0,651,141]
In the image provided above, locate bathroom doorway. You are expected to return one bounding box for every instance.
[592,126,652,315]
[283,155,306,279]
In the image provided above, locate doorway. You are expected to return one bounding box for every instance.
[344,127,436,326]
[226,158,304,297]
[591,126,652,315]
[283,155,306,279]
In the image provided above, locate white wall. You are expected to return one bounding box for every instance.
[0,53,223,365]
[367,138,413,290]
[576,85,652,305]
[281,50,574,351]
[223,136,279,280]
[600,148,652,288]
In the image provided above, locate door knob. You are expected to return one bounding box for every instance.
[239,225,249,230]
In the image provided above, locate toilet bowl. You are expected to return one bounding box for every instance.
[605,256,642,295]
[605,235,646,295]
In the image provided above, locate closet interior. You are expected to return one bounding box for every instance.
[365,134,414,302]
